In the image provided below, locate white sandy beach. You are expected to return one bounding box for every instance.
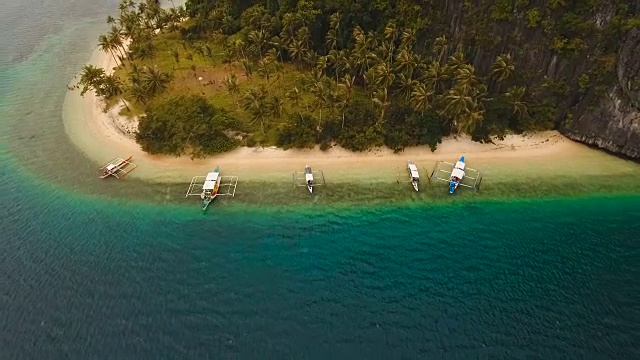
[62,47,640,184]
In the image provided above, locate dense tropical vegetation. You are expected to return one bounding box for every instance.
[79,0,639,156]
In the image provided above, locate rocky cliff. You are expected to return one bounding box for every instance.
[560,28,640,160]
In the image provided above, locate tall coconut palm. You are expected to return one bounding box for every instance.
[102,74,130,111]
[285,86,302,114]
[491,54,515,83]
[242,88,269,134]
[78,65,106,96]
[433,36,449,64]
[424,60,449,94]
[141,66,171,96]
[505,86,528,119]
[98,35,119,66]
[454,64,478,95]
[268,94,285,118]
[395,48,418,77]
[458,108,485,135]
[410,82,433,115]
[442,86,475,129]
[394,73,415,102]
[372,88,391,125]
[446,51,466,74]
[224,73,240,95]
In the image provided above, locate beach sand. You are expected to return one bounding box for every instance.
[62,47,640,187]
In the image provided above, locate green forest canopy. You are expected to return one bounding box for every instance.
[86,0,638,155]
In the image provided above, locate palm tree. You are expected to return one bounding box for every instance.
[373,62,395,89]
[454,64,478,95]
[268,94,285,118]
[410,82,433,114]
[285,86,302,114]
[505,86,528,119]
[372,88,391,125]
[242,88,269,134]
[458,108,485,135]
[102,74,130,111]
[98,35,119,66]
[395,48,418,77]
[442,86,475,130]
[78,65,106,96]
[248,29,267,58]
[491,54,515,92]
[382,22,398,65]
[424,61,449,94]
[394,73,415,102]
[257,57,273,83]
[491,54,515,83]
[433,36,449,64]
[141,66,171,96]
[446,51,466,74]
[224,73,240,95]
[129,83,148,104]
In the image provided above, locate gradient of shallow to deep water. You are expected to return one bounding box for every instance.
[1,0,639,358]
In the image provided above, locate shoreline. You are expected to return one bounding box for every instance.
[62,46,640,188]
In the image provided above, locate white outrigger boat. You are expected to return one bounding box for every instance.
[185,166,238,211]
[431,156,483,194]
[292,165,325,193]
[99,156,137,179]
[200,166,222,210]
[407,160,420,191]
[304,165,314,193]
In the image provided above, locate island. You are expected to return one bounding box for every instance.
[61,0,639,200]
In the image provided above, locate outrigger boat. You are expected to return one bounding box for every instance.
[200,166,222,210]
[292,165,325,193]
[448,156,466,194]
[304,165,314,193]
[99,156,137,179]
[407,160,420,191]
[185,166,238,211]
[431,155,483,194]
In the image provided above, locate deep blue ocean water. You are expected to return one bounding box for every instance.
[1,1,639,358]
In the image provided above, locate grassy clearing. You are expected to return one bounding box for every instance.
[112,31,317,146]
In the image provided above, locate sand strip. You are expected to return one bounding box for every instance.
[62,47,640,184]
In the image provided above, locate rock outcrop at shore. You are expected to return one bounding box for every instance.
[560,28,640,160]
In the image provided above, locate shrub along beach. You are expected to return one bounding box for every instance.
[63,0,640,204]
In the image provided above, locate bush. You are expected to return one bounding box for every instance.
[136,95,240,157]
[275,113,317,149]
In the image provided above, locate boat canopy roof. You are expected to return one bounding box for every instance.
[202,180,217,190]
[205,171,220,181]
[408,163,418,171]
[305,166,312,174]
[106,164,117,171]
[305,173,313,181]
[455,161,466,170]
[410,170,419,178]
[451,168,465,179]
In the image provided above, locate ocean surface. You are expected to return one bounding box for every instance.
[1,0,639,358]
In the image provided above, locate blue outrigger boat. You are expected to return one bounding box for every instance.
[449,156,466,194]
[431,155,482,194]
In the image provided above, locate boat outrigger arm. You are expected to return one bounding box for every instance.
[430,156,483,193]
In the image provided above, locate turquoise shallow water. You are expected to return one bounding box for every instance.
[1,0,639,358]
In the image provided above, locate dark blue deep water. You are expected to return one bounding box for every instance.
[1,0,639,358]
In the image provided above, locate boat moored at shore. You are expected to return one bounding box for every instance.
[185,166,238,210]
[431,156,482,194]
[99,156,137,179]
[407,160,420,191]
